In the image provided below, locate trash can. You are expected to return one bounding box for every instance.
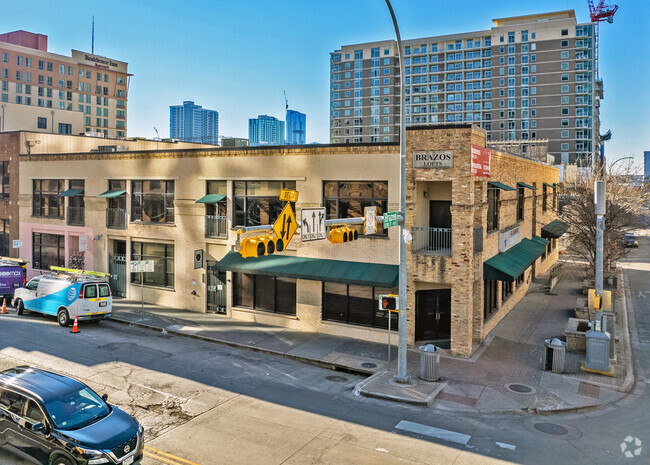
[542,338,566,373]
[419,344,440,381]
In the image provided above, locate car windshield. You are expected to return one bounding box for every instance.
[44,387,110,430]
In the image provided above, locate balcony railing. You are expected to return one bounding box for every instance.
[205,215,227,239]
[106,208,127,229]
[413,227,452,255]
[67,206,85,226]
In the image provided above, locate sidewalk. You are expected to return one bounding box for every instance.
[108,259,632,413]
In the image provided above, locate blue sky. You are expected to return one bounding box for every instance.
[3,1,648,168]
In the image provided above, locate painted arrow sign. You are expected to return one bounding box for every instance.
[301,207,326,242]
[273,202,298,245]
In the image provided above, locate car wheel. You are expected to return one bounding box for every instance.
[16,299,24,315]
[51,456,74,465]
[57,309,70,327]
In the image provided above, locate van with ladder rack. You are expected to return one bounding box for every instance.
[12,266,112,327]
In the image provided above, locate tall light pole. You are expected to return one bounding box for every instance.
[609,156,633,172]
[384,0,409,383]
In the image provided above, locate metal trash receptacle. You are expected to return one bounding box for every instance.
[542,338,566,373]
[419,344,440,381]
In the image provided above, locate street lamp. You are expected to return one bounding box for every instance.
[384,0,409,383]
[609,156,633,172]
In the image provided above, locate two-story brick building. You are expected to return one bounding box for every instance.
[15,124,565,356]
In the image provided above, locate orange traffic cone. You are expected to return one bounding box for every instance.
[1,298,6,314]
[71,316,80,334]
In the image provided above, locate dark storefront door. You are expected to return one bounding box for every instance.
[206,261,227,314]
[108,241,127,298]
[415,289,451,347]
[429,201,452,228]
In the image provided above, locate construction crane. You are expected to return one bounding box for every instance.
[587,0,618,78]
[153,127,160,141]
[283,91,288,111]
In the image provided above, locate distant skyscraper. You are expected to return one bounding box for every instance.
[248,115,285,146]
[170,101,219,144]
[286,110,306,145]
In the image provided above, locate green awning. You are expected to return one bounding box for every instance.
[517,182,537,191]
[531,235,550,246]
[542,219,570,239]
[543,182,555,188]
[98,189,126,198]
[212,251,398,288]
[488,181,516,191]
[483,238,547,282]
[195,194,226,204]
[58,189,84,197]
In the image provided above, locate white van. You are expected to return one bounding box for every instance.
[12,267,112,327]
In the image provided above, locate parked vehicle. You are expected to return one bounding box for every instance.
[0,257,27,302]
[12,266,112,327]
[622,232,639,248]
[0,366,143,465]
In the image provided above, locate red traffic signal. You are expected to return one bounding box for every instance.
[381,295,397,310]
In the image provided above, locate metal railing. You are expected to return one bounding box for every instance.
[412,227,452,255]
[106,208,127,229]
[67,206,85,226]
[205,215,228,238]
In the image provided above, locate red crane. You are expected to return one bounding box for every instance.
[587,0,618,77]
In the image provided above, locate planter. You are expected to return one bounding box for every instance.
[565,317,590,353]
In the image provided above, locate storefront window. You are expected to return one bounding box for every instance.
[0,219,8,256]
[324,181,388,236]
[234,181,295,227]
[131,242,174,288]
[322,282,398,330]
[32,232,64,270]
[232,273,296,315]
[483,279,498,319]
[131,180,175,223]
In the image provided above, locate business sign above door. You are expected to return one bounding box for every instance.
[471,144,491,177]
[413,150,453,169]
[499,226,522,252]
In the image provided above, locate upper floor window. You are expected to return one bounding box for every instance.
[33,179,64,218]
[517,186,525,222]
[487,187,500,232]
[324,181,388,236]
[234,181,295,227]
[542,185,548,212]
[131,180,175,224]
[0,161,8,199]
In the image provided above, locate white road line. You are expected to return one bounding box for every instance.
[395,420,471,445]
[496,442,516,450]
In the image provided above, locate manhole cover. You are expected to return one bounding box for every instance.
[325,375,349,383]
[506,383,534,394]
[361,362,377,369]
[534,423,569,436]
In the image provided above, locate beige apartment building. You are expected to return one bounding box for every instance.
[16,125,565,356]
[330,10,600,167]
[0,30,129,139]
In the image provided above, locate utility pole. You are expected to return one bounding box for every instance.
[384,0,410,383]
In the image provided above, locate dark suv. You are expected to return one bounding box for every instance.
[0,367,143,465]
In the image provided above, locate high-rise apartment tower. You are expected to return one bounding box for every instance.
[169,100,219,145]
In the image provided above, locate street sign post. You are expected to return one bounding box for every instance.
[301,207,326,242]
[379,294,399,363]
[12,240,22,249]
[273,202,298,245]
[130,260,155,321]
[364,206,377,235]
[382,211,399,228]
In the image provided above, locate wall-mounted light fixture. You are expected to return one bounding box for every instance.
[93,234,103,240]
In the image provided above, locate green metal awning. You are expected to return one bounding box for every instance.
[97,189,126,198]
[212,251,399,288]
[517,182,537,191]
[543,182,555,188]
[483,238,547,282]
[531,235,550,246]
[58,189,84,197]
[541,219,570,239]
[488,181,516,191]
[195,194,226,204]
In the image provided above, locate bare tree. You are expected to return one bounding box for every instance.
[561,162,647,277]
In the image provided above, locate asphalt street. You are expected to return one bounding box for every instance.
[0,234,648,465]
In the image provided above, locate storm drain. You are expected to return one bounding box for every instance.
[534,423,569,436]
[361,362,377,369]
[506,383,535,394]
[325,375,349,383]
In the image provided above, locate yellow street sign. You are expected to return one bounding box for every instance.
[279,188,299,202]
[273,202,298,245]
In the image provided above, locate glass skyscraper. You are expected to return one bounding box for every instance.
[169,101,219,145]
[248,115,285,146]
[286,110,306,145]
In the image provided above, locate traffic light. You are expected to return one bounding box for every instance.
[381,295,397,311]
[328,226,359,244]
[239,233,285,258]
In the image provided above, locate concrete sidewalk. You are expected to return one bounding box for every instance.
[108,259,632,414]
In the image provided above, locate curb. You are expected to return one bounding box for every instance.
[618,269,636,393]
[354,371,448,407]
[107,316,376,378]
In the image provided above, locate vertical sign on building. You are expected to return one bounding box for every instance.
[471,144,491,177]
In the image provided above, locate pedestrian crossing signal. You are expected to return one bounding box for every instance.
[380,295,397,311]
[328,226,359,244]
